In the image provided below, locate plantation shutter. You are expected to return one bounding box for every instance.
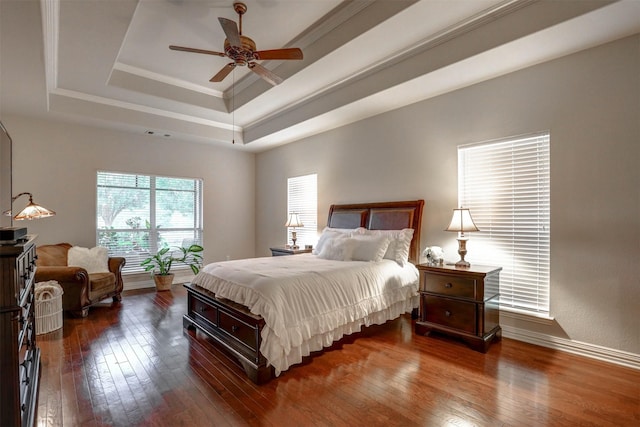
[458,133,550,314]
[287,174,317,247]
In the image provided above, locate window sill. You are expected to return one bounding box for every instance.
[500,307,555,325]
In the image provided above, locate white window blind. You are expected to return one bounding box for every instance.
[287,174,317,247]
[96,171,203,274]
[458,132,550,314]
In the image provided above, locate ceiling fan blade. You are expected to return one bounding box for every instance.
[254,48,303,61]
[218,17,242,47]
[169,45,225,57]
[210,63,236,82]
[248,62,283,86]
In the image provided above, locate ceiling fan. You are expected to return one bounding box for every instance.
[169,2,303,86]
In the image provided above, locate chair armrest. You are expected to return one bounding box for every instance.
[108,257,126,274]
[108,257,126,295]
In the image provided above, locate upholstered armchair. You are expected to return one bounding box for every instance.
[34,243,125,317]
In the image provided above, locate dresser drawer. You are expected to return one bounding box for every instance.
[421,295,476,334]
[189,294,218,327]
[18,294,34,349]
[219,310,259,353]
[423,273,476,299]
[17,248,36,304]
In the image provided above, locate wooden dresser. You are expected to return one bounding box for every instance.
[415,263,502,353]
[0,235,40,427]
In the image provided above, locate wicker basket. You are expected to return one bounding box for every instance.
[35,281,64,335]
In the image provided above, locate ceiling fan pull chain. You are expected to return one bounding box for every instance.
[232,67,235,144]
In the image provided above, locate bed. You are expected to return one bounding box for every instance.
[183,199,424,384]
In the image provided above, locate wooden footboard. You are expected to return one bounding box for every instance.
[182,283,274,384]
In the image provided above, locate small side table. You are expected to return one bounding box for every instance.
[270,246,313,256]
[415,263,502,352]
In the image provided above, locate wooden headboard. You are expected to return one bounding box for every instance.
[327,200,425,264]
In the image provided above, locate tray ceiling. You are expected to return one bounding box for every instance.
[1,0,638,152]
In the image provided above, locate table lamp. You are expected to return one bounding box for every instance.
[1,192,56,243]
[285,213,303,249]
[445,207,479,267]
[7,192,56,220]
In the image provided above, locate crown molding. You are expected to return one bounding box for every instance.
[40,0,60,109]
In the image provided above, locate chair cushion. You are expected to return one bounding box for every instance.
[89,272,116,295]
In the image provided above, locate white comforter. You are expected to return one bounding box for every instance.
[191,254,419,375]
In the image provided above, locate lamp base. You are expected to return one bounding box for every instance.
[454,260,471,268]
[455,237,471,268]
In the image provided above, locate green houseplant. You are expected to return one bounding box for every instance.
[141,244,204,291]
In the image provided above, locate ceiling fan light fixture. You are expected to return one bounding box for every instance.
[168,1,303,86]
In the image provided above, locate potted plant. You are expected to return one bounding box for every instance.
[141,244,204,291]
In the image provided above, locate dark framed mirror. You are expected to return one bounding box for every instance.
[0,121,12,228]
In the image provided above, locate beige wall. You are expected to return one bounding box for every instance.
[4,116,256,270]
[256,35,640,355]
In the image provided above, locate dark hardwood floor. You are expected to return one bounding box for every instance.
[36,285,639,426]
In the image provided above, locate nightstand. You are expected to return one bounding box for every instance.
[269,246,313,256]
[415,263,502,352]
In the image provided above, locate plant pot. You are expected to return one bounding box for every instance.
[153,273,174,291]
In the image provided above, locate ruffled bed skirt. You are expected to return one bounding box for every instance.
[194,263,419,376]
[262,294,419,375]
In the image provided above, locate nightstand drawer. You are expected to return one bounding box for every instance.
[423,273,476,299]
[421,295,476,334]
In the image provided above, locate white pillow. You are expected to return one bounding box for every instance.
[67,246,110,274]
[363,228,414,266]
[317,235,355,261]
[313,227,365,255]
[350,234,390,262]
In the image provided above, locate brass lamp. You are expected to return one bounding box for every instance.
[1,192,55,243]
[445,207,479,268]
[284,213,304,249]
[5,192,56,220]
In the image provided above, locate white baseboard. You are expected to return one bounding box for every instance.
[123,270,196,291]
[124,280,155,291]
[502,324,640,370]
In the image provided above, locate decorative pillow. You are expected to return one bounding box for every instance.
[67,246,110,274]
[317,234,355,261]
[313,227,365,255]
[349,234,391,262]
[363,228,414,266]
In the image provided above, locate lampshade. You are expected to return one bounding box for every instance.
[284,213,303,228]
[4,192,56,221]
[445,208,479,233]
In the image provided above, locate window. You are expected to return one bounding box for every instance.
[96,171,203,274]
[458,132,550,314]
[287,173,317,247]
